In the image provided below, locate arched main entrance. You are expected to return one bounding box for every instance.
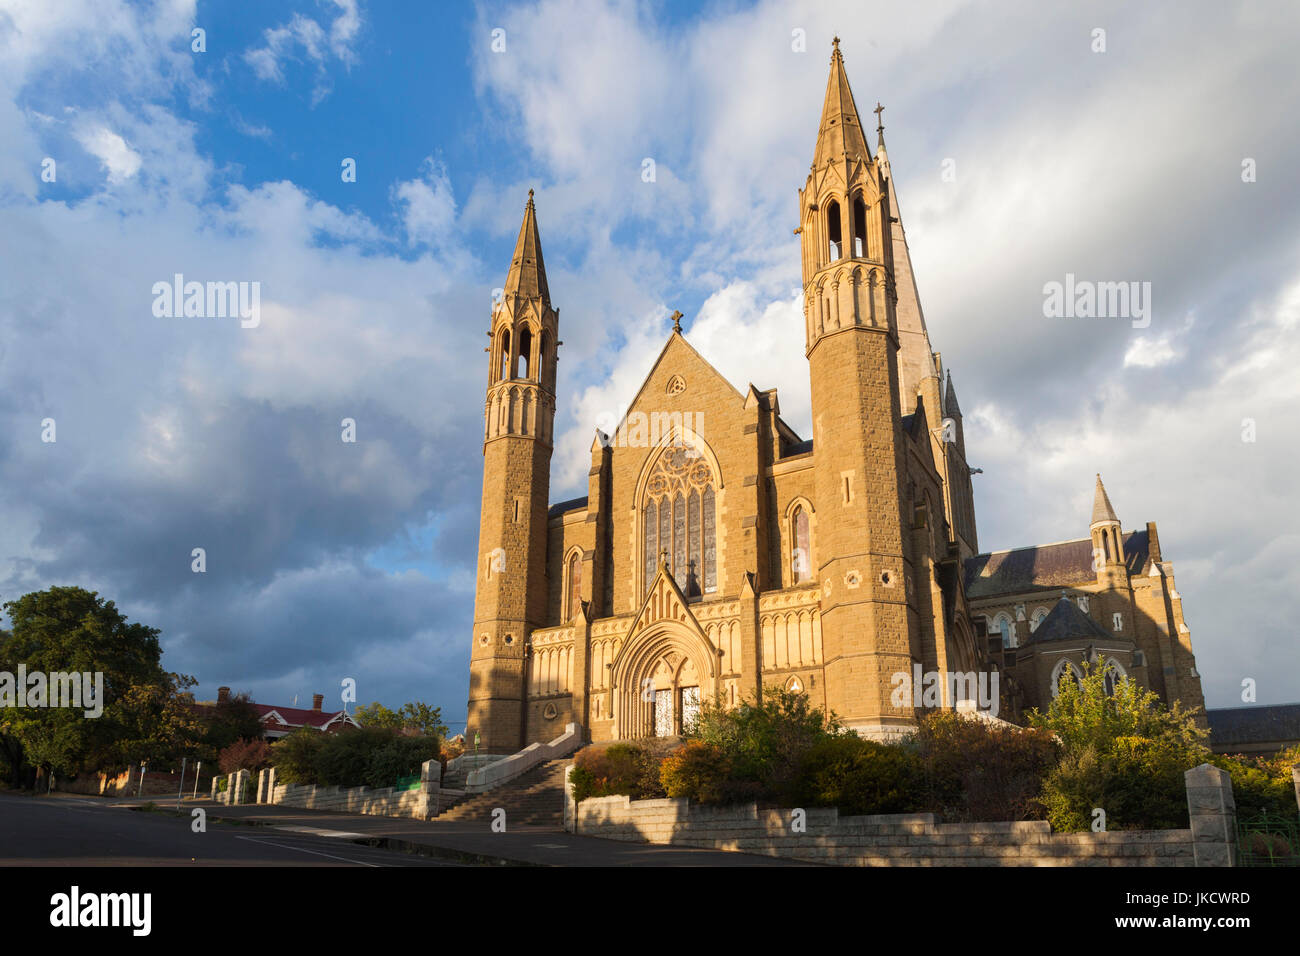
[609,621,718,739]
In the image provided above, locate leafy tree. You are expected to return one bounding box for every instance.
[355,700,448,739]
[200,692,263,759]
[1029,657,1210,831]
[0,587,192,786]
[1026,657,1209,757]
[219,738,271,774]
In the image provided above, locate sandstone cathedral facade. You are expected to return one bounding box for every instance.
[465,40,1206,755]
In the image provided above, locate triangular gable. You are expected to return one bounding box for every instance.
[260,710,289,726]
[609,331,749,444]
[625,561,708,648]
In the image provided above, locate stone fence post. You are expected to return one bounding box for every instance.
[210,776,219,802]
[1185,763,1236,867]
[563,763,576,833]
[419,757,441,819]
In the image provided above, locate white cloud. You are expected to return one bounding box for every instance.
[1123,335,1182,368]
[393,159,458,248]
[74,124,142,183]
[243,0,364,100]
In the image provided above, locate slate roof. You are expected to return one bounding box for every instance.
[548,496,588,519]
[964,530,1150,599]
[1022,594,1116,646]
[1207,703,1300,749]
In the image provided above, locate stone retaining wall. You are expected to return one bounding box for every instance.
[568,763,1237,867]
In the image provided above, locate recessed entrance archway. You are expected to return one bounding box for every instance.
[609,620,717,739]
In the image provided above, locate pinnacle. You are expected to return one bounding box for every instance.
[1091,474,1119,525]
[503,189,549,304]
[813,37,871,168]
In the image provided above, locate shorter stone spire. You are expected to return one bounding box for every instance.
[1091,473,1119,526]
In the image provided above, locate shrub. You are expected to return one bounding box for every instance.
[659,741,733,804]
[1041,735,1193,832]
[915,711,1058,822]
[269,728,326,785]
[362,734,439,790]
[690,688,843,805]
[569,743,666,802]
[1212,753,1297,819]
[218,737,271,774]
[797,735,924,816]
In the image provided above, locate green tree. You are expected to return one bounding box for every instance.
[0,587,196,787]
[355,700,448,738]
[1028,657,1210,831]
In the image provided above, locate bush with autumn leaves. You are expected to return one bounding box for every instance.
[569,668,1298,832]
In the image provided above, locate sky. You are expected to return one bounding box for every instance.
[1,0,1297,731]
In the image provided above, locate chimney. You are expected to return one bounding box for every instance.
[217,686,230,703]
[312,693,324,712]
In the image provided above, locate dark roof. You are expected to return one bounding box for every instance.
[964,530,1149,599]
[548,496,588,519]
[782,438,813,458]
[1207,704,1300,748]
[1022,595,1114,646]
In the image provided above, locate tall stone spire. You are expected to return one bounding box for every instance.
[876,126,935,414]
[813,37,872,168]
[503,189,550,305]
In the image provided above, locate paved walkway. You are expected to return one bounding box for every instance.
[117,796,809,867]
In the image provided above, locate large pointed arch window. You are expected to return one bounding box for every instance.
[642,444,717,598]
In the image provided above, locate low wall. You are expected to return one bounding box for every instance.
[463,722,582,793]
[247,759,442,820]
[568,763,1236,867]
[270,781,430,819]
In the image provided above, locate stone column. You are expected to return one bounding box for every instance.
[266,766,277,805]
[1185,763,1236,867]
[210,776,219,801]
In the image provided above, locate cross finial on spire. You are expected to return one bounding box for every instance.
[670,309,683,334]
[832,36,840,51]
[527,188,534,203]
[874,102,885,136]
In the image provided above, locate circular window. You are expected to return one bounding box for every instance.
[479,634,489,646]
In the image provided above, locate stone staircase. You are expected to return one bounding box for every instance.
[434,759,570,829]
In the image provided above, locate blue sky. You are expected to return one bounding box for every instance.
[2,0,1299,732]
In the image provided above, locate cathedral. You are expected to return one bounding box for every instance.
[465,39,1206,754]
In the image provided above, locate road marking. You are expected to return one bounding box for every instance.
[270,825,368,839]
[234,835,382,867]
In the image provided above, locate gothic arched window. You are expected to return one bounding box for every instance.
[517,326,532,380]
[642,444,717,598]
[826,200,843,261]
[791,505,812,584]
[566,551,582,621]
[852,196,867,257]
[498,328,510,382]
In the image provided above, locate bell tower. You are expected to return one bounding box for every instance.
[801,39,917,738]
[466,190,558,754]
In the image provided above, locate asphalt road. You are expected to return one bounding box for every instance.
[0,792,455,866]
